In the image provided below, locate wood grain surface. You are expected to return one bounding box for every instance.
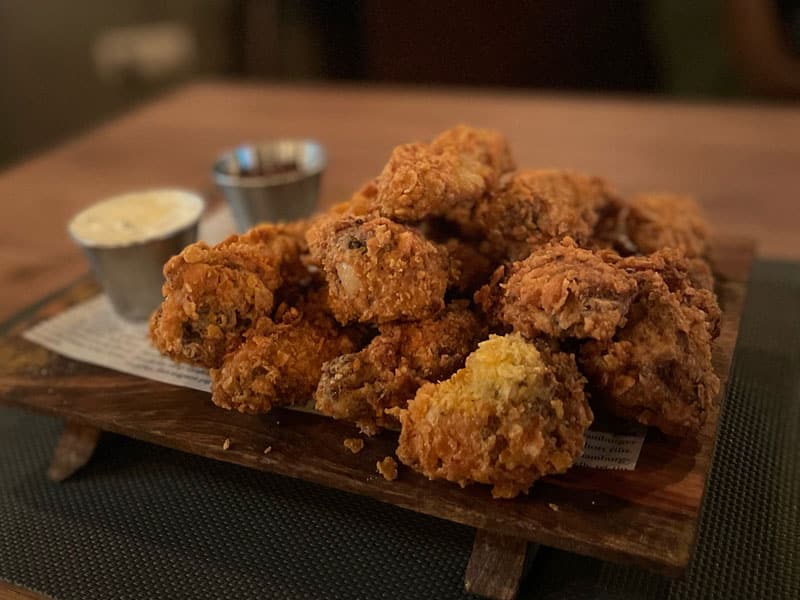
[0,236,754,577]
[464,531,531,600]
[0,81,796,323]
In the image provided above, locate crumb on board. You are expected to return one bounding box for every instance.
[548,503,559,512]
[222,438,231,451]
[376,456,398,481]
[344,438,364,454]
[263,446,272,455]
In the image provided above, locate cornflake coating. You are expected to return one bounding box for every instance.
[626,194,710,258]
[376,125,514,222]
[315,301,486,434]
[210,289,363,414]
[393,333,592,499]
[306,215,450,324]
[377,457,398,481]
[149,224,307,368]
[617,249,720,337]
[476,238,638,341]
[580,254,721,437]
[473,169,619,261]
[430,125,515,187]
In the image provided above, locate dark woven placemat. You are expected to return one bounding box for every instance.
[1,260,798,600]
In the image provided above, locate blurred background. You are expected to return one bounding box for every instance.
[1,0,799,169]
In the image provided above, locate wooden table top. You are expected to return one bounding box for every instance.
[0,80,798,322]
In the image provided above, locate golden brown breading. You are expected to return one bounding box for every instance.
[149,223,307,368]
[315,301,486,434]
[473,169,619,261]
[306,215,451,324]
[616,248,720,337]
[392,333,592,499]
[476,238,638,341]
[376,456,398,481]
[210,290,363,414]
[375,126,514,222]
[430,125,515,185]
[626,193,710,258]
[375,143,484,222]
[579,255,721,437]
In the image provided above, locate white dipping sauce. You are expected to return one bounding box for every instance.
[69,190,204,247]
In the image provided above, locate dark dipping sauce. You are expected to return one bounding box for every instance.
[240,161,299,177]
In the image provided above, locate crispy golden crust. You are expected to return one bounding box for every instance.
[376,456,398,481]
[626,193,710,258]
[431,125,515,184]
[476,238,638,341]
[473,169,619,261]
[149,223,308,368]
[616,249,720,337]
[579,254,721,437]
[343,438,364,454]
[314,301,486,434]
[210,292,363,414]
[375,126,514,222]
[306,215,451,324]
[393,333,592,499]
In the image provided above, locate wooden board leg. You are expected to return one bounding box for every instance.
[464,529,532,600]
[47,420,101,482]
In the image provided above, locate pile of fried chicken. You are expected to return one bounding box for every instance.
[150,125,721,499]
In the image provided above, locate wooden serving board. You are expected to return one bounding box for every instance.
[0,236,754,599]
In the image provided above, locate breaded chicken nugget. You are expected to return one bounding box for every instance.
[392,333,592,498]
[476,238,638,341]
[580,253,721,437]
[306,215,451,324]
[375,126,514,222]
[149,223,307,368]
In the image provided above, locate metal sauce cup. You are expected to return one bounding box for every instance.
[68,189,205,321]
[213,139,326,232]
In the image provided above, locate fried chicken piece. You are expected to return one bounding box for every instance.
[392,333,592,499]
[579,255,721,437]
[210,288,363,414]
[626,193,710,258]
[149,223,308,368]
[476,238,638,341]
[473,169,620,261]
[315,301,486,434]
[306,215,451,324]
[375,125,514,222]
